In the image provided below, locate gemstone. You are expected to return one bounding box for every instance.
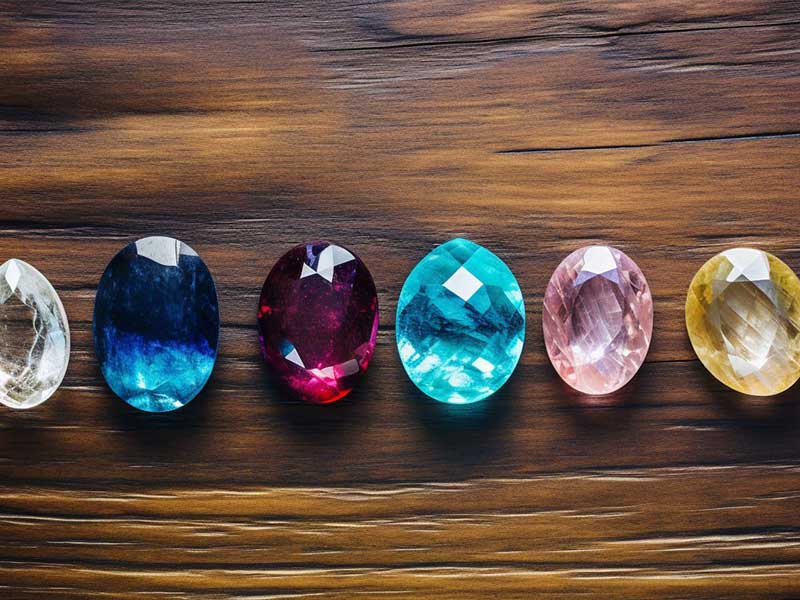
[542,246,653,395]
[0,259,70,409]
[93,237,220,412]
[257,241,379,404]
[686,248,800,396]
[396,238,525,404]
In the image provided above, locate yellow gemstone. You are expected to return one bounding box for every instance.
[686,248,800,396]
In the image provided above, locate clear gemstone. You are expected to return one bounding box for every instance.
[0,259,70,409]
[396,238,525,404]
[542,246,653,395]
[686,248,800,396]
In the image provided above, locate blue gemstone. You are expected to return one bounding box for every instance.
[396,238,525,404]
[93,237,220,412]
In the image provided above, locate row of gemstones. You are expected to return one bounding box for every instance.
[1,237,798,412]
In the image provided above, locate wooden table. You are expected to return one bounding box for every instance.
[2,2,800,598]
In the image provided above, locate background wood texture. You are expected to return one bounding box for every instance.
[2,1,800,598]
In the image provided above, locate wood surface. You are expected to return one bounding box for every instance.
[2,1,800,598]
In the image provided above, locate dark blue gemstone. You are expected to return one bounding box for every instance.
[93,237,220,412]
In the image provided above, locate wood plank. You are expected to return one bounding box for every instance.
[1,1,799,598]
[5,0,800,48]
[1,467,800,599]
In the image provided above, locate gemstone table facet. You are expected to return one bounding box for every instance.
[257,241,379,404]
[686,248,800,396]
[0,259,70,409]
[93,237,220,412]
[396,238,525,404]
[543,245,653,395]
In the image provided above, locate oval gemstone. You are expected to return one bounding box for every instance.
[93,237,219,412]
[543,245,653,395]
[0,259,70,409]
[257,241,379,404]
[686,248,800,396]
[396,238,525,404]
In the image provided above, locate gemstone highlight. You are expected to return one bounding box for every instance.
[0,259,70,409]
[396,238,525,404]
[686,248,800,396]
[257,241,379,404]
[543,245,653,395]
[93,237,219,412]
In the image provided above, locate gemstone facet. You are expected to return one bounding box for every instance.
[686,248,800,396]
[257,241,379,404]
[93,237,219,412]
[543,245,653,395]
[0,259,70,409]
[396,238,525,404]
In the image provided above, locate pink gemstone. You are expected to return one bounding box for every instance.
[542,246,653,395]
[257,242,379,404]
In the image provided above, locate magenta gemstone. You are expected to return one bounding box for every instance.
[257,241,379,404]
[542,246,653,395]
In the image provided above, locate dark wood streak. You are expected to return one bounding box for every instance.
[1,0,800,598]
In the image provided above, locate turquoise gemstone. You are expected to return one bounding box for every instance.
[396,238,525,404]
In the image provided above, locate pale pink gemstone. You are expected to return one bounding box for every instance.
[542,246,653,395]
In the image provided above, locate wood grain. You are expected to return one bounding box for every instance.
[1,1,800,598]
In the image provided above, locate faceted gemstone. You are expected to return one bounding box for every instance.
[396,238,525,404]
[543,246,653,395]
[257,241,379,404]
[93,237,219,412]
[0,259,70,409]
[686,248,800,396]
